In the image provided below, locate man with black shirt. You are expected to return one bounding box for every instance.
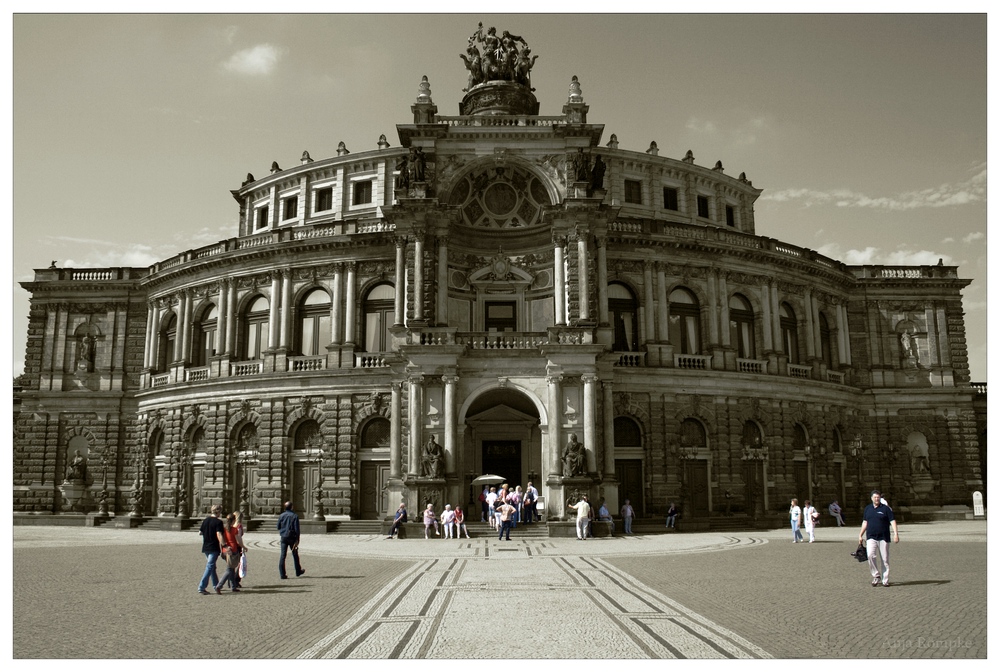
[858,489,899,587]
[277,501,305,579]
[197,504,226,595]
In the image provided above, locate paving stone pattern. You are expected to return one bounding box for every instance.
[12,520,986,659]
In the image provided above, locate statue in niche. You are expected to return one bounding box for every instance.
[572,149,590,183]
[395,154,410,189]
[78,333,96,372]
[590,154,606,191]
[910,441,931,475]
[66,450,88,483]
[562,433,586,477]
[421,434,443,478]
[900,331,917,360]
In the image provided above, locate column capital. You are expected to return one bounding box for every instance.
[442,374,460,385]
[552,233,568,246]
[391,381,404,392]
[581,374,599,385]
[394,235,408,249]
[546,374,564,385]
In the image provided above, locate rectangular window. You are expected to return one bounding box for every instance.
[663,187,679,211]
[726,205,735,227]
[697,195,709,219]
[256,206,269,229]
[353,180,373,205]
[316,187,333,212]
[283,196,298,221]
[624,179,642,204]
[485,301,517,332]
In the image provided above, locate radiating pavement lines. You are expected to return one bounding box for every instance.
[297,551,771,659]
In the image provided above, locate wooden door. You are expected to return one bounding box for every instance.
[292,462,320,518]
[686,460,709,516]
[360,460,390,519]
[615,459,644,516]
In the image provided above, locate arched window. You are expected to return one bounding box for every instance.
[157,312,177,371]
[819,313,833,368]
[362,417,391,448]
[794,424,808,451]
[614,417,642,447]
[669,287,701,354]
[833,426,843,454]
[363,284,395,353]
[729,294,756,359]
[680,418,707,447]
[191,304,218,367]
[608,282,638,352]
[742,420,762,447]
[298,289,332,356]
[242,296,270,360]
[779,303,799,364]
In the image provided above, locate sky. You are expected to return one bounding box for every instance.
[8,12,989,381]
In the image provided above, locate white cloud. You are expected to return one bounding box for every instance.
[815,243,954,267]
[760,167,986,211]
[223,44,284,76]
[962,231,985,244]
[686,117,717,134]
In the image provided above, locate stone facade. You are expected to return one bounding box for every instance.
[13,32,984,525]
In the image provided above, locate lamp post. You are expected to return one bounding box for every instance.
[806,439,826,504]
[96,450,111,517]
[129,446,145,518]
[236,448,258,521]
[177,450,191,519]
[879,441,897,500]
[313,445,326,521]
[741,439,769,523]
[850,434,865,515]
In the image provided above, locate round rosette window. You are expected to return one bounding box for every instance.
[448,165,551,228]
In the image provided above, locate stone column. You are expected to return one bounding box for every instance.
[602,380,615,475]
[437,238,448,325]
[836,302,848,365]
[583,375,598,473]
[344,263,357,344]
[179,291,193,363]
[394,238,405,326]
[761,280,773,351]
[706,272,719,345]
[547,376,563,476]
[330,265,343,345]
[408,376,423,476]
[577,233,590,321]
[803,289,816,359]
[268,274,280,350]
[553,237,566,325]
[280,268,293,350]
[656,263,669,342]
[719,272,730,347]
[390,382,402,479]
[443,375,458,474]
[770,285,781,352]
[216,283,228,357]
[643,261,655,345]
[144,302,156,369]
[596,237,609,325]
[225,281,237,355]
[413,235,424,322]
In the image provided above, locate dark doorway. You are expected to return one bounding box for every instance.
[615,459,644,516]
[794,461,809,503]
[686,460,710,516]
[482,440,521,485]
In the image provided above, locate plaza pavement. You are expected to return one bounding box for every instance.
[11,519,987,659]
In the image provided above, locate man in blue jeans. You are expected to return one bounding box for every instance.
[197,504,225,594]
[277,501,305,579]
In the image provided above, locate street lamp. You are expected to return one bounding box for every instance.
[850,434,865,514]
[177,450,191,518]
[741,439,769,522]
[313,445,326,522]
[236,447,259,520]
[96,449,112,517]
[129,445,145,518]
[806,439,826,504]
[879,441,897,500]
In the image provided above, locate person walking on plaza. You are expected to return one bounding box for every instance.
[423,503,440,538]
[802,500,818,543]
[218,513,245,592]
[790,498,804,543]
[455,506,471,538]
[386,501,407,539]
[497,498,516,540]
[441,504,457,539]
[859,489,899,587]
[829,500,845,526]
[620,499,635,535]
[665,502,679,528]
[197,504,226,595]
[568,494,591,540]
[232,510,247,590]
[277,501,305,579]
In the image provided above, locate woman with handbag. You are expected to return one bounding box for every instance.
[803,499,819,543]
[232,510,248,588]
[217,513,244,592]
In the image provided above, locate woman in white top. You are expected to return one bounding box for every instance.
[440,504,457,539]
[789,498,804,543]
[802,499,818,543]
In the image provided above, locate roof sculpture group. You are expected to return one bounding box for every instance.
[460,23,539,91]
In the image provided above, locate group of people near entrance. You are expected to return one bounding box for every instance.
[480,482,540,529]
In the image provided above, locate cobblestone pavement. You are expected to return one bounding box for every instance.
[11,520,986,659]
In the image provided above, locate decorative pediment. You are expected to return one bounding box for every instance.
[466,404,539,427]
[468,251,534,291]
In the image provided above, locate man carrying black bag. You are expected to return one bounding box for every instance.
[858,490,899,587]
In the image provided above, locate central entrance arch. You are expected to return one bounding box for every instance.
[460,385,545,507]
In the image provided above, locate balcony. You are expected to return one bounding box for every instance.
[614,352,646,367]
[788,363,811,379]
[737,358,768,374]
[674,354,711,370]
[288,355,326,372]
[356,353,391,368]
